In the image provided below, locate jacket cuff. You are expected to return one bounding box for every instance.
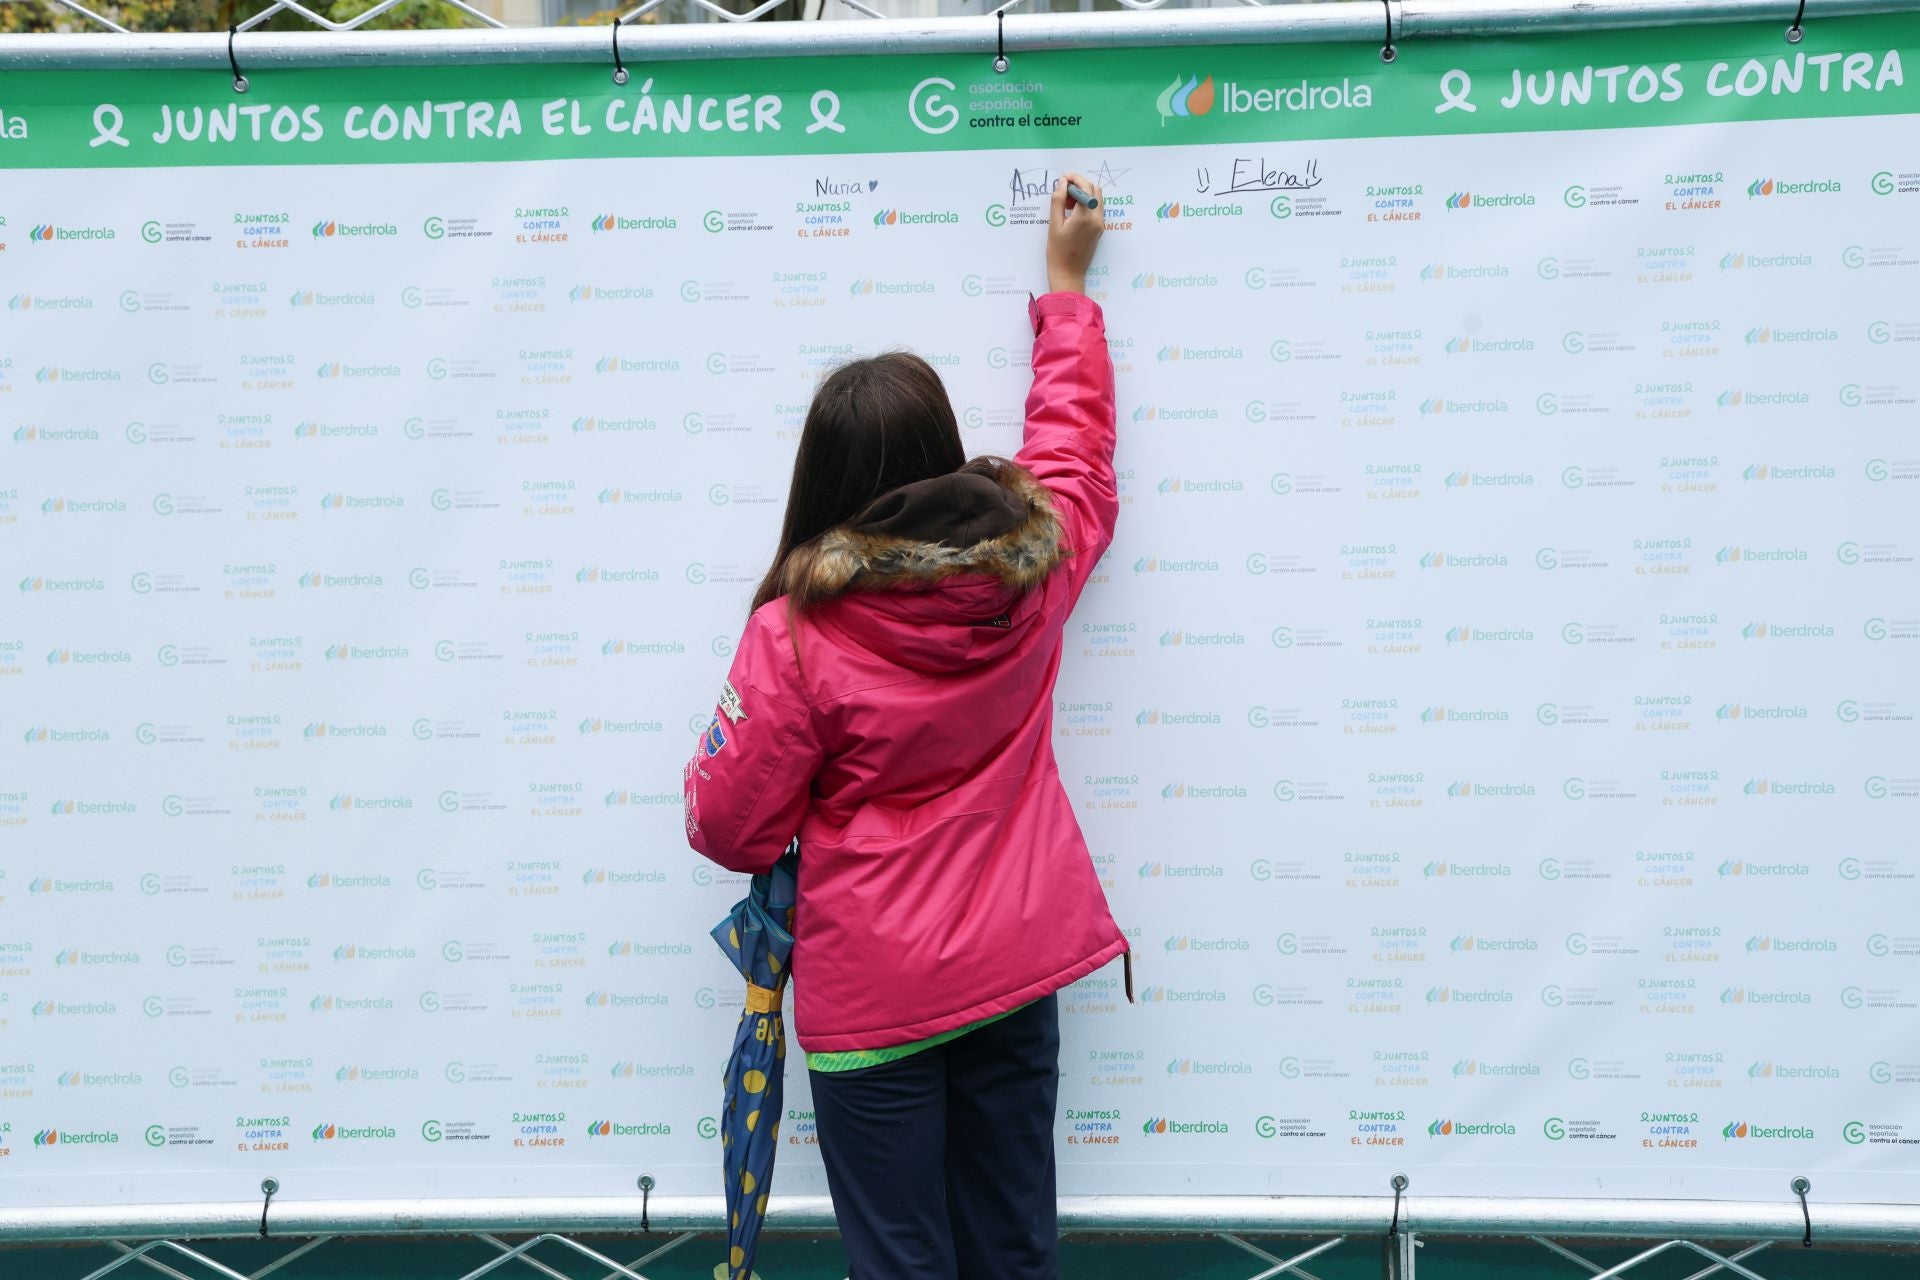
[1028,290,1104,333]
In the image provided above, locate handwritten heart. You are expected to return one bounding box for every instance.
[868,180,878,191]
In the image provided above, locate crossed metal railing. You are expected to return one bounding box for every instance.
[20,0,1284,37]
[17,1224,1913,1280]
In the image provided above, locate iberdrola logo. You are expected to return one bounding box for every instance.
[1156,74,1216,124]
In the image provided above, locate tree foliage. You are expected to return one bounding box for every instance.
[0,0,1352,40]
[0,0,493,34]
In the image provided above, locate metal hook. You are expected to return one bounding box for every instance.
[1387,1173,1408,1236]
[637,1174,655,1232]
[992,10,1009,75]
[258,1177,278,1238]
[1379,0,1396,63]
[227,23,249,94]
[1787,0,1807,42]
[1792,1176,1813,1247]
[611,16,629,85]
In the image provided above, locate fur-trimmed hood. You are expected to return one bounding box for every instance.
[780,457,1065,605]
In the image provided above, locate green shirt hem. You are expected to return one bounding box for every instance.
[804,1001,1034,1074]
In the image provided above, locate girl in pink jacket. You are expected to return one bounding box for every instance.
[685,172,1126,1279]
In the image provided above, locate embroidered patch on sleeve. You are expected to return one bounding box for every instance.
[719,679,749,725]
[702,715,728,758]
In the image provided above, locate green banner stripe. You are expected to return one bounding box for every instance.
[0,14,1915,167]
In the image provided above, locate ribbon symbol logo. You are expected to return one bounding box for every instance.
[1436,69,1476,114]
[808,90,844,135]
[91,103,130,148]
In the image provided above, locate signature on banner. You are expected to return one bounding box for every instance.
[1196,157,1324,195]
[1008,160,1132,202]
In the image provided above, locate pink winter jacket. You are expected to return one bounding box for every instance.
[683,291,1128,1054]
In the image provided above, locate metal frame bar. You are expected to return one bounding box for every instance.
[41,0,130,32]
[4,0,1920,67]
[1566,1239,1774,1280]
[84,1235,340,1280]
[6,1194,1920,1244]
[1217,1231,1347,1280]
[472,1233,582,1280]
[104,1240,210,1280]
[230,0,507,32]
[1533,1234,1788,1280]
[72,1241,257,1280]
[591,1232,700,1280]
[1678,1242,1775,1280]
[447,1232,689,1280]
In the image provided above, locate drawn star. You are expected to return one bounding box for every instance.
[1089,161,1130,192]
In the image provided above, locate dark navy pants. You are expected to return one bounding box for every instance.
[809,994,1060,1280]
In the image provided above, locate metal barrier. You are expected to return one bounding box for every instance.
[4,0,1916,63]
[2,0,1918,1272]
[5,1191,1920,1277]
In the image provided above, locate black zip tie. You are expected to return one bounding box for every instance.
[1381,1174,1409,1280]
[993,10,1008,75]
[258,1178,278,1237]
[638,1174,654,1232]
[1787,0,1807,42]
[1792,1176,1813,1246]
[1379,0,1396,63]
[227,23,249,94]
[611,17,629,85]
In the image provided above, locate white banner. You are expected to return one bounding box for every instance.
[4,35,1920,1213]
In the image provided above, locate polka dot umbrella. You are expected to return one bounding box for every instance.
[709,842,799,1280]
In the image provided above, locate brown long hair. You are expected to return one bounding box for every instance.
[749,352,966,618]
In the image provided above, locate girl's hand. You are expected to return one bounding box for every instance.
[1046,171,1105,296]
